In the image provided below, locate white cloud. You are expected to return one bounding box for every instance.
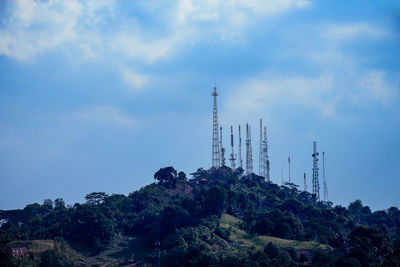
[0,0,84,61]
[0,0,312,63]
[70,106,136,129]
[225,74,337,120]
[359,71,397,106]
[321,23,387,41]
[120,68,149,91]
[111,34,175,63]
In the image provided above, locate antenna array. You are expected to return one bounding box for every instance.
[312,141,320,200]
[245,123,253,175]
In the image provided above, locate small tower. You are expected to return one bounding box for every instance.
[288,156,291,183]
[238,125,243,169]
[323,152,329,202]
[264,126,270,182]
[312,141,320,200]
[211,86,220,168]
[229,126,236,169]
[220,126,226,166]
[304,173,307,191]
[259,119,265,177]
[245,123,253,175]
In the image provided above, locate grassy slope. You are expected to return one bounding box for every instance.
[220,214,331,251]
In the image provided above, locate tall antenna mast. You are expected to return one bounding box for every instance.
[304,173,307,191]
[281,169,283,185]
[288,157,291,183]
[229,126,236,169]
[238,125,243,169]
[220,126,226,166]
[211,86,220,168]
[323,152,329,202]
[245,123,253,175]
[312,141,320,200]
[259,119,266,178]
[264,126,270,182]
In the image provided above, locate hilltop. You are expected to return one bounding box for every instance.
[1,166,400,266]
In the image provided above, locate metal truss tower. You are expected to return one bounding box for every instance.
[229,126,236,169]
[259,119,265,177]
[245,123,253,175]
[288,157,291,183]
[304,173,307,191]
[264,126,270,182]
[211,87,220,168]
[312,141,320,200]
[238,125,243,169]
[322,152,329,202]
[220,126,226,166]
[258,120,270,182]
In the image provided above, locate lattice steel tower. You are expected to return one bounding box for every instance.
[259,119,265,178]
[264,126,270,182]
[238,125,243,169]
[322,152,329,202]
[211,86,220,168]
[229,126,236,169]
[220,126,226,166]
[246,123,253,175]
[312,141,320,200]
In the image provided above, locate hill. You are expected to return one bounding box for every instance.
[1,166,400,266]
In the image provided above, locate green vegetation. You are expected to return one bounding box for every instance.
[220,214,330,251]
[1,166,400,266]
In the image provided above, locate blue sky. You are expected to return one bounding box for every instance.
[0,0,399,210]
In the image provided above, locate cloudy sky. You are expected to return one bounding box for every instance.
[0,0,399,210]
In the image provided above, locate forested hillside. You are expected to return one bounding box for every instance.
[1,166,400,266]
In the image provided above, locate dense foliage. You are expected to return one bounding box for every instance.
[1,166,400,266]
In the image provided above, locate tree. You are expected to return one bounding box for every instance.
[54,198,66,210]
[41,199,53,215]
[154,167,177,188]
[349,226,390,266]
[85,192,108,205]
[204,186,227,215]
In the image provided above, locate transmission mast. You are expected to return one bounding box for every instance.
[238,126,243,169]
[304,173,307,191]
[220,126,226,166]
[245,123,253,175]
[211,86,220,168]
[229,126,236,169]
[259,119,266,178]
[323,152,329,202]
[288,157,291,183]
[312,141,320,200]
[264,126,270,182]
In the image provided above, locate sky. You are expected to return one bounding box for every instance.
[0,0,399,211]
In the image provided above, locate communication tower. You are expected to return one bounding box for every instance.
[323,152,329,202]
[238,126,243,169]
[229,126,236,169]
[312,141,320,200]
[245,123,253,175]
[264,126,270,182]
[259,119,265,177]
[220,126,226,166]
[211,87,220,168]
[288,157,291,183]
